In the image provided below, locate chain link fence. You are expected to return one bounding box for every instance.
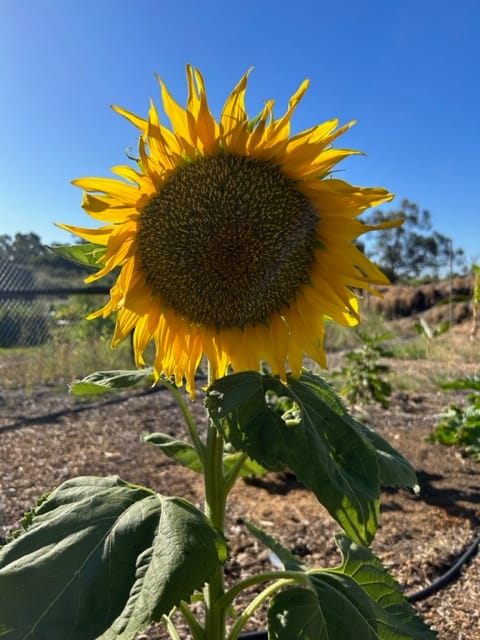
[0,258,111,349]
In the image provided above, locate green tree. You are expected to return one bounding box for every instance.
[0,232,45,264]
[0,233,92,280]
[363,199,465,282]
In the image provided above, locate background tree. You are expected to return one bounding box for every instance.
[0,232,58,266]
[0,233,94,287]
[362,199,465,282]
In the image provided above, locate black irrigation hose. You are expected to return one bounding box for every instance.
[238,534,480,639]
[406,533,480,603]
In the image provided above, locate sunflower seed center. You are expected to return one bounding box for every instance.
[137,153,318,329]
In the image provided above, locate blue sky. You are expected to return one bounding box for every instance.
[1,0,479,263]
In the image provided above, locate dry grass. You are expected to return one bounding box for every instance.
[0,337,134,392]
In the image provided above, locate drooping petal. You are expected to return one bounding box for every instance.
[56,223,113,245]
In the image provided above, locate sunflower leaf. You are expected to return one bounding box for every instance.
[353,421,418,490]
[71,368,155,395]
[268,587,328,639]
[144,432,203,472]
[291,371,418,491]
[207,370,383,545]
[48,242,106,268]
[309,533,438,639]
[0,476,225,640]
[144,433,267,477]
[223,452,267,477]
[268,533,437,640]
[244,520,304,571]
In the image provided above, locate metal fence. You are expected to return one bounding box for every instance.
[0,259,110,348]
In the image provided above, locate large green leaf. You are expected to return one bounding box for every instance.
[48,242,106,268]
[268,534,437,640]
[207,370,380,545]
[289,372,417,489]
[71,368,155,396]
[354,422,418,490]
[0,476,225,640]
[311,534,437,639]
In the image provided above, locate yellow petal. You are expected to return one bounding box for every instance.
[157,74,196,155]
[191,68,220,154]
[247,99,275,151]
[113,306,140,346]
[73,177,140,205]
[220,69,252,150]
[132,303,160,366]
[112,104,148,132]
[55,223,112,245]
[262,79,309,147]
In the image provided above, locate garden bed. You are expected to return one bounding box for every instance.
[1,327,479,639]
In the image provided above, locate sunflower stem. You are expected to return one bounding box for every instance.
[204,363,227,640]
[204,422,227,639]
[224,451,248,495]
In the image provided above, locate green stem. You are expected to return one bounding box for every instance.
[219,570,307,611]
[223,451,248,495]
[202,359,231,639]
[179,601,205,640]
[226,577,307,640]
[204,420,227,639]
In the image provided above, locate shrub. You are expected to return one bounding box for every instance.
[332,330,393,408]
[429,375,480,458]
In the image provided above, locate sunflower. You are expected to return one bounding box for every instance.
[60,66,395,397]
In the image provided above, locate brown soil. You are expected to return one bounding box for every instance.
[1,327,479,639]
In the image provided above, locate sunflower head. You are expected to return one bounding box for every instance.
[60,66,395,397]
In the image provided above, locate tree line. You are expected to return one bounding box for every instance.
[361,199,466,283]
[0,233,91,288]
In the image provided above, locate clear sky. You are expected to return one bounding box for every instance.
[1,0,479,263]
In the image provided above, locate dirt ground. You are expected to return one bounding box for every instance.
[1,329,479,639]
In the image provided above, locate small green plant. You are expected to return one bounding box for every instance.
[428,375,480,458]
[333,330,393,409]
[471,264,480,338]
[54,294,117,342]
[413,317,449,357]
